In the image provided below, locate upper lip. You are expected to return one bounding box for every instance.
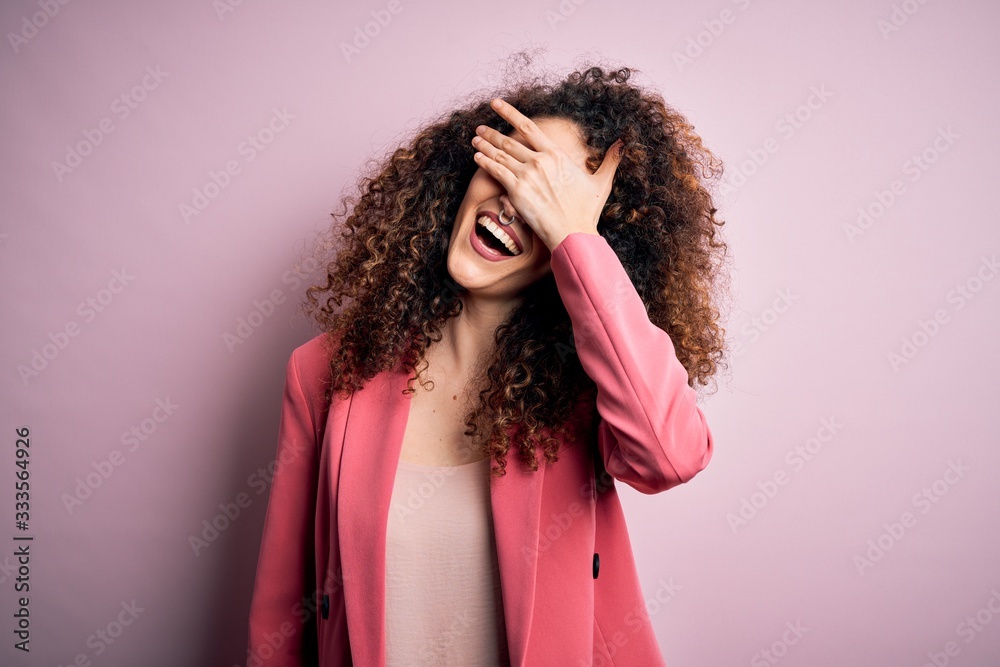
[477,210,523,253]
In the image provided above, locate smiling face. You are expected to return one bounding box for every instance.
[446,116,593,303]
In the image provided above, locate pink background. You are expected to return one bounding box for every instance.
[3,0,999,665]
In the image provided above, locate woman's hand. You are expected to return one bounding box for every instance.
[471,98,623,251]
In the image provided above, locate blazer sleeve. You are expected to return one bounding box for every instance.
[247,346,322,665]
[549,231,714,494]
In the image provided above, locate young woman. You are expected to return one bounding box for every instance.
[246,63,729,666]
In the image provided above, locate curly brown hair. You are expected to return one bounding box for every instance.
[302,56,731,478]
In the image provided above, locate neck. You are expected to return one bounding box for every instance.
[432,290,520,375]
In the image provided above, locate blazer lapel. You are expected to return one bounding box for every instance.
[337,363,545,666]
[489,434,545,666]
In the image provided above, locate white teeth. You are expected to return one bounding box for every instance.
[476,216,520,255]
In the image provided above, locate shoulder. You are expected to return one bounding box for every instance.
[286,332,339,404]
[290,331,338,368]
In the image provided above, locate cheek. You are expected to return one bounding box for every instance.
[469,168,501,196]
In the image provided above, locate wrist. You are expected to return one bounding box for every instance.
[548,227,600,252]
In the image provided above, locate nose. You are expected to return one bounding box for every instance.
[498,194,518,226]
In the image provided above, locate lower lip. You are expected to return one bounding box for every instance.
[469,223,516,262]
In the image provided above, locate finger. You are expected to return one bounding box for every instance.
[473,127,533,167]
[594,139,623,178]
[593,138,624,192]
[488,98,558,153]
[473,150,517,191]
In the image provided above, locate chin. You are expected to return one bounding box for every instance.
[446,261,491,293]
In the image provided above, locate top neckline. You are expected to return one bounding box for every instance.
[398,456,490,470]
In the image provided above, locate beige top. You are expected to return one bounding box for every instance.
[385,456,509,666]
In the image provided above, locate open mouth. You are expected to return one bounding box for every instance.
[475,215,520,256]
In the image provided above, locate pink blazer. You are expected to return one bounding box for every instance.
[246,232,714,666]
